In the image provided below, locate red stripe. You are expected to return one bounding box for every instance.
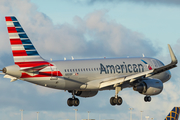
[12,50,27,56]
[15,61,51,67]
[7,27,17,33]
[5,17,12,21]
[10,39,22,45]
[21,71,63,78]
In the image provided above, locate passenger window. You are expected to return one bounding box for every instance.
[64,69,66,72]
[70,69,72,72]
[91,68,93,71]
[67,69,69,72]
[94,68,96,71]
[86,68,88,71]
[83,68,85,71]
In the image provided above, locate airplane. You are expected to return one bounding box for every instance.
[165,107,180,120]
[1,16,178,107]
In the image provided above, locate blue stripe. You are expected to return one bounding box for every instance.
[19,34,28,38]
[13,22,21,27]
[21,39,32,44]
[141,59,147,64]
[24,45,35,50]
[16,28,24,32]
[26,51,39,56]
[177,108,180,114]
[11,17,17,21]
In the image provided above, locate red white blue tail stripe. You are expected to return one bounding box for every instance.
[5,16,44,63]
[5,16,62,78]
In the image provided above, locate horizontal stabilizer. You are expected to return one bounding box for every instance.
[20,64,49,73]
[4,74,18,82]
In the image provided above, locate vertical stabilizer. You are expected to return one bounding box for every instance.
[5,16,45,65]
[165,107,180,120]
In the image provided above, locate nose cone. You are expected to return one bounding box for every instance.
[167,70,171,79]
[164,70,171,82]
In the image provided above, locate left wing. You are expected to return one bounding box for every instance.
[99,44,177,89]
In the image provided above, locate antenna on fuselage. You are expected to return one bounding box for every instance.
[142,54,145,57]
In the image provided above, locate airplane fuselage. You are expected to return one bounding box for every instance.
[17,57,171,91]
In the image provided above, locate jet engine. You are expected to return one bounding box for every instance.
[74,91,98,97]
[133,79,163,95]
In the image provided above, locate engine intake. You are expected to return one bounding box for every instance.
[133,79,163,95]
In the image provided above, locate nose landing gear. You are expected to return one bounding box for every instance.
[144,96,151,102]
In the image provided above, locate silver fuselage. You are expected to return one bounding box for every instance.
[21,57,171,91]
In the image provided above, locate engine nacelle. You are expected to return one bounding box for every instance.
[75,91,98,97]
[3,65,21,78]
[133,79,163,95]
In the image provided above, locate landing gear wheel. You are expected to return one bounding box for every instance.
[74,98,80,106]
[67,98,73,107]
[67,97,80,107]
[110,97,123,106]
[144,96,151,102]
[110,97,116,106]
[117,97,123,105]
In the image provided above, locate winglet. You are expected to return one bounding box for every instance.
[168,44,178,64]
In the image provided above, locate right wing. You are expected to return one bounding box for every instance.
[99,44,177,89]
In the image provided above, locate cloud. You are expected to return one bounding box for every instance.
[12,9,159,60]
[75,0,180,6]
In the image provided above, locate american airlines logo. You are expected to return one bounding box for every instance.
[100,62,144,74]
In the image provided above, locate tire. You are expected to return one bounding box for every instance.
[110,97,116,106]
[117,97,123,105]
[74,98,80,106]
[147,96,151,102]
[144,96,147,102]
[67,98,73,107]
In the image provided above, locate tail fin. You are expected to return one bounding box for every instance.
[165,107,180,120]
[5,16,45,65]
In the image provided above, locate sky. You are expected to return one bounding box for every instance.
[0,0,180,120]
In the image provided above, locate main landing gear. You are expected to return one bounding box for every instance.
[110,86,123,106]
[67,91,80,107]
[144,95,151,102]
[110,96,123,106]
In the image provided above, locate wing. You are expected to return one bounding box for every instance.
[99,44,177,89]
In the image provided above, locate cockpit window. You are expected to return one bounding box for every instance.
[157,60,164,67]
